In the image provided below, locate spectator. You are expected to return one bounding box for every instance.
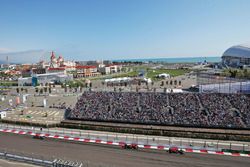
[68,92,250,128]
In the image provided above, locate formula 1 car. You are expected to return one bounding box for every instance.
[121,143,139,150]
[168,147,184,154]
[32,135,45,140]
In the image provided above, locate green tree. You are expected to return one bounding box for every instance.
[243,69,248,78]
[229,69,237,78]
[236,70,244,78]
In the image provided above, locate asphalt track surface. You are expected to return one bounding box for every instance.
[1,133,250,167]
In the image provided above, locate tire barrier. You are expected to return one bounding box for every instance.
[53,159,82,167]
[1,128,250,158]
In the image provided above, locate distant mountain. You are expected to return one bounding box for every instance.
[0,60,16,64]
[0,49,47,64]
[0,60,7,64]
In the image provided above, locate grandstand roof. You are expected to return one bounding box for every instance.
[222,45,250,59]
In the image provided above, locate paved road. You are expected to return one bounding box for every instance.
[2,123,249,151]
[0,133,250,167]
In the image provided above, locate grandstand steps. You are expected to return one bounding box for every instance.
[195,94,204,110]
[229,108,246,128]
[137,96,140,108]
[197,94,212,117]
[225,98,234,108]
[166,94,170,106]
[237,117,246,128]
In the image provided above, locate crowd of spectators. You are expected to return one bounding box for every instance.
[68,92,250,128]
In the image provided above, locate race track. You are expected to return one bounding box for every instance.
[0,133,250,167]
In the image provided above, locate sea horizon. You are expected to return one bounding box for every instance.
[113,56,221,63]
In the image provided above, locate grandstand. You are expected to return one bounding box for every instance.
[67,92,250,129]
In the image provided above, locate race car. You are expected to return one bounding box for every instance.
[168,147,184,154]
[32,135,45,140]
[121,143,139,150]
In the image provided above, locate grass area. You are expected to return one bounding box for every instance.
[111,71,138,78]
[64,80,85,87]
[0,81,18,86]
[110,68,190,80]
[74,66,191,81]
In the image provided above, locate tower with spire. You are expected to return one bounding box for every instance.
[50,51,58,68]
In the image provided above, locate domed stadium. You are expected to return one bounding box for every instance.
[222,45,250,67]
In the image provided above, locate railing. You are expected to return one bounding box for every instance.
[0,149,112,167]
[0,149,53,166]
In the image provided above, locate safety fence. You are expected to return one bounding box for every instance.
[1,127,250,158]
[1,123,250,152]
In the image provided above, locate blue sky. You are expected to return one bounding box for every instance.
[0,0,250,63]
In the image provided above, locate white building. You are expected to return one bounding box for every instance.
[99,66,111,74]
[0,111,6,119]
[45,51,76,71]
[104,77,132,83]
[99,64,122,74]
[157,73,170,78]
[74,65,100,78]
[18,72,73,86]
